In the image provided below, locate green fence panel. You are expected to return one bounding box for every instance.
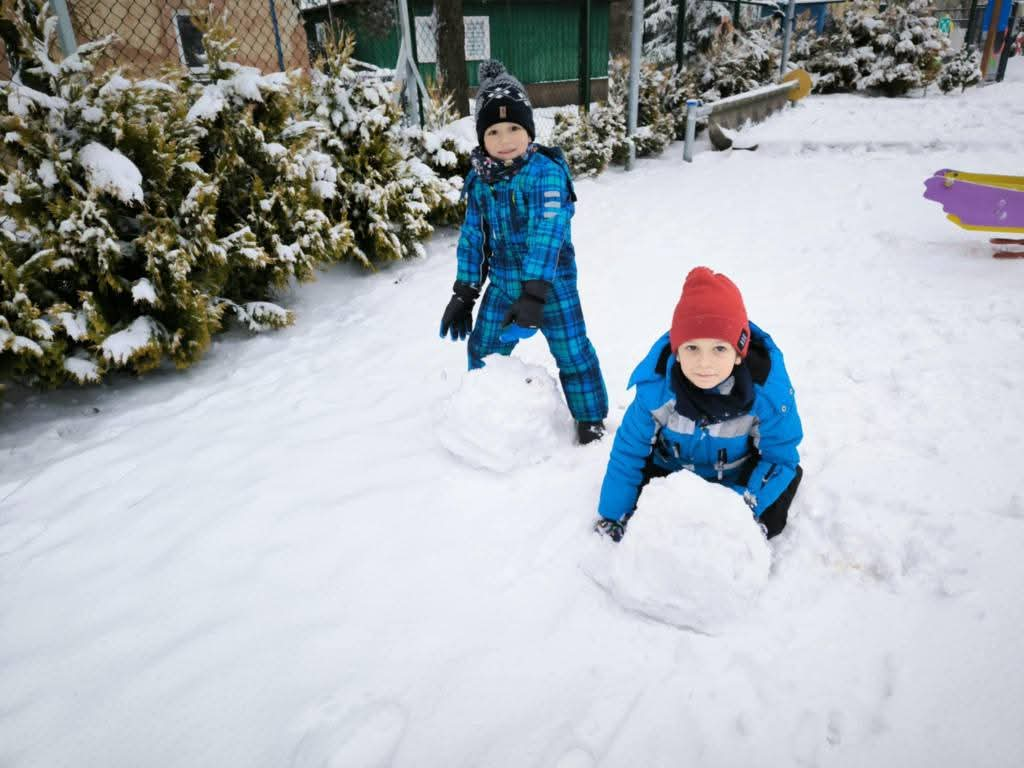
[328,1,608,87]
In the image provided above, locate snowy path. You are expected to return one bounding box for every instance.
[2,64,1024,767]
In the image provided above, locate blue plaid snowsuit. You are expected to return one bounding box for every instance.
[456,146,608,422]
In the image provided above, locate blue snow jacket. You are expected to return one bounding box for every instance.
[598,324,803,522]
[455,145,578,290]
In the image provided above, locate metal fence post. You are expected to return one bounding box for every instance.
[50,0,78,56]
[396,0,421,126]
[683,98,699,162]
[779,0,797,79]
[268,0,285,71]
[964,0,980,48]
[675,0,688,68]
[579,0,591,109]
[626,0,642,171]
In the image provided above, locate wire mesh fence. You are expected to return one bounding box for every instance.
[62,0,316,77]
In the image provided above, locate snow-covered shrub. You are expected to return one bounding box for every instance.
[549,107,613,178]
[0,0,229,384]
[0,1,355,390]
[300,34,458,264]
[798,0,950,96]
[182,11,350,307]
[647,3,778,138]
[644,0,741,65]
[404,77,470,226]
[677,21,779,106]
[853,0,949,95]
[937,46,982,93]
[792,13,864,94]
[604,57,675,163]
[589,99,629,166]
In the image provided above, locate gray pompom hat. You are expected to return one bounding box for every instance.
[474,59,535,147]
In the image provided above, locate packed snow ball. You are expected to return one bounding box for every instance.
[594,471,771,634]
[437,356,573,471]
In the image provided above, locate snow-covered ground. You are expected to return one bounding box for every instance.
[2,61,1023,767]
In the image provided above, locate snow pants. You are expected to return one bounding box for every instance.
[467,279,608,423]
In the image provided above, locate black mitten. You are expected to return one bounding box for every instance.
[501,280,550,330]
[439,281,481,341]
[757,502,788,539]
[593,517,626,542]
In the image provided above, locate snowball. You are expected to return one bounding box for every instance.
[437,355,573,472]
[586,470,771,634]
[79,143,144,204]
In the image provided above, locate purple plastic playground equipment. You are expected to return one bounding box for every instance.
[922,169,1024,258]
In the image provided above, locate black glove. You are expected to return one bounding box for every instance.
[439,281,480,341]
[501,280,550,330]
[593,517,626,542]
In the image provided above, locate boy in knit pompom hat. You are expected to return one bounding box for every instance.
[594,267,804,541]
[439,60,608,445]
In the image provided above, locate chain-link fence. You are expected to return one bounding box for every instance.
[62,0,317,77]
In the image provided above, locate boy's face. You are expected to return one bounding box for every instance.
[483,121,530,162]
[677,338,741,390]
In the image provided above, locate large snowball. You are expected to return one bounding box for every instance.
[437,355,573,471]
[587,470,771,634]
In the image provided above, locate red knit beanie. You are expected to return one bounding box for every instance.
[669,267,750,357]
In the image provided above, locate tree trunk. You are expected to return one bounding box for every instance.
[435,0,470,117]
[609,0,632,60]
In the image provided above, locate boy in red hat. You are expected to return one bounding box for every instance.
[594,267,803,541]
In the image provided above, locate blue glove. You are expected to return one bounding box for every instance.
[498,323,538,343]
[500,280,549,342]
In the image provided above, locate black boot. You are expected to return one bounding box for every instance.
[576,420,605,445]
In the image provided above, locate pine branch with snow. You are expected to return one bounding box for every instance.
[604,57,675,162]
[550,107,613,178]
[300,33,452,265]
[402,76,469,227]
[0,0,223,384]
[183,7,349,299]
[937,46,982,93]
[643,0,741,66]
[796,0,951,96]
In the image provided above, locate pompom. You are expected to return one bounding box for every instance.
[478,59,507,84]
